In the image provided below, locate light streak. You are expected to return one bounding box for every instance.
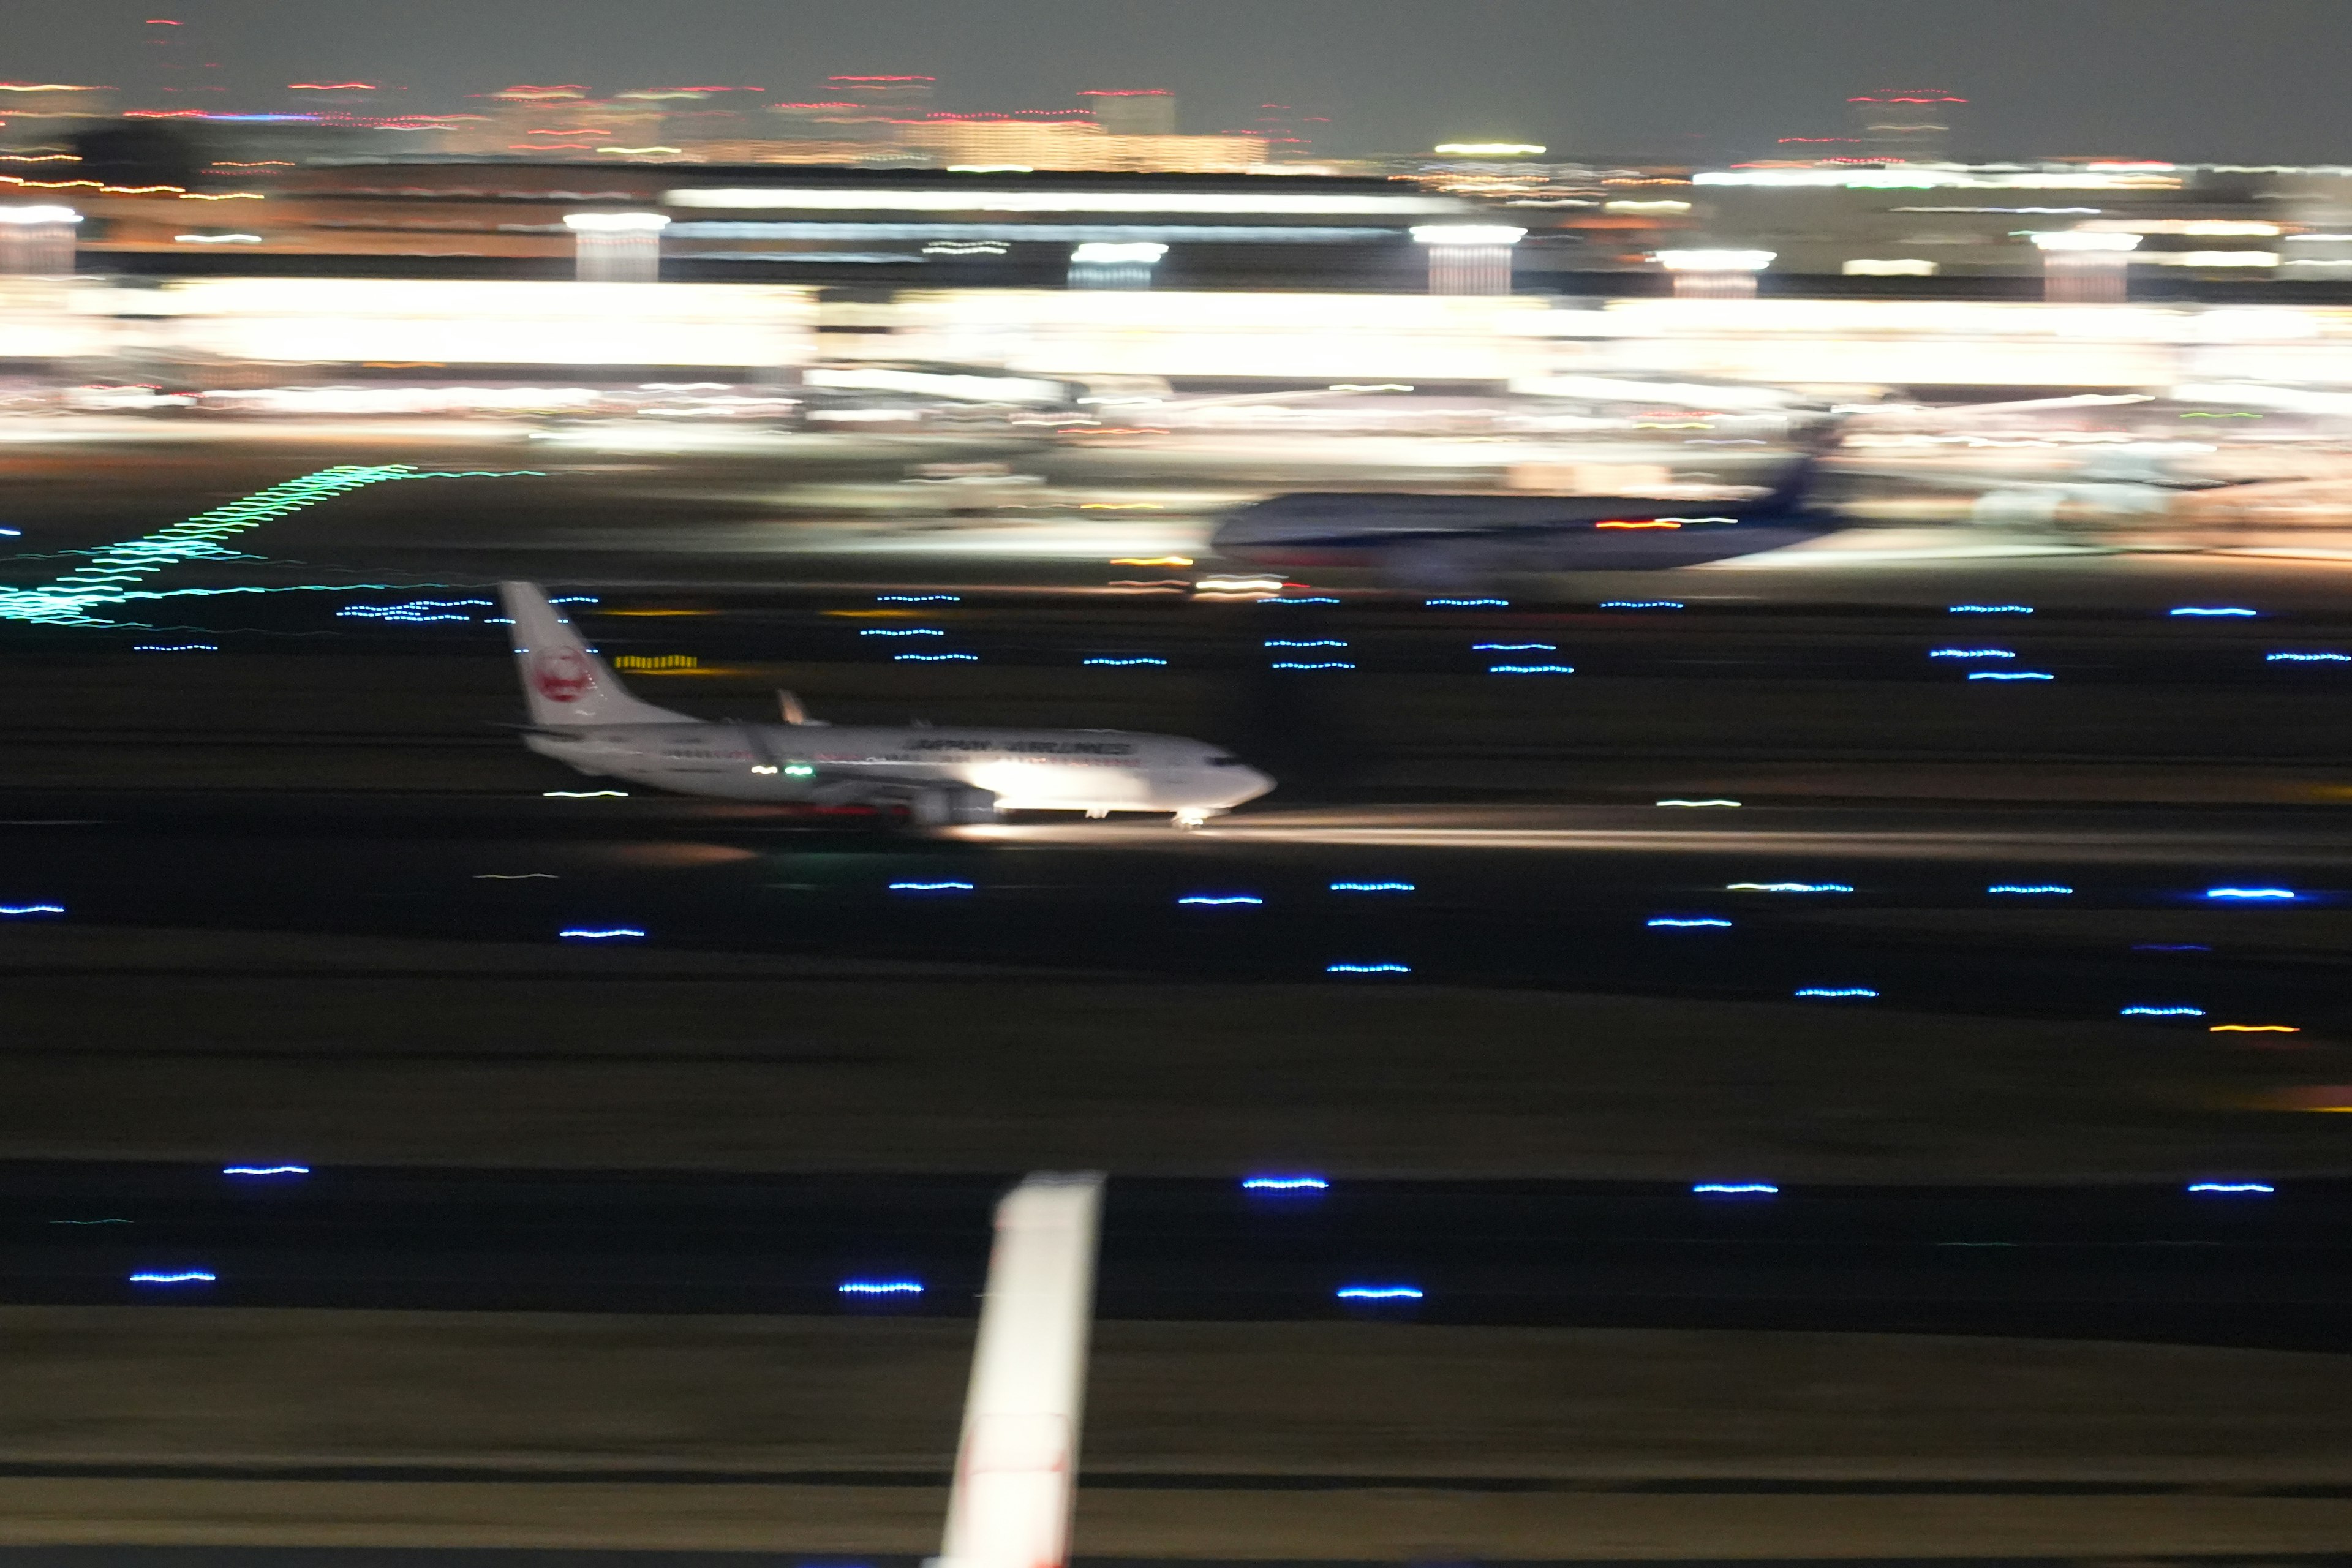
[475,874,559,880]
[1084,657,1166,666]
[1330,881,1414,893]
[1327,962,1412,974]
[1658,799,1741,808]
[890,881,974,892]
[1335,1285,1422,1300]
[859,628,945,637]
[2267,652,2352,663]
[1950,604,2034,614]
[1242,1176,1328,1191]
[1596,520,1679,530]
[1110,556,1191,566]
[1426,598,1509,608]
[50,1219,132,1226]
[895,654,979,662]
[1692,1182,1778,1195]
[131,643,217,652]
[2135,943,2211,951]
[0,905,64,916]
[1988,884,2073,895]
[222,1164,308,1177]
[1969,671,2054,681]
[2122,1006,2205,1017]
[2171,606,2258,617]
[1727,882,1852,893]
[1474,643,1555,651]
[1488,663,1575,674]
[2206,888,2295,900]
[1260,597,1341,605]
[2210,1024,2300,1033]
[839,1280,925,1295]
[1178,894,1264,906]
[1272,660,1354,670]
[1599,601,1684,609]
[559,928,646,940]
[1648,918,1732,928]
[2187,1182,2274,1194]
[129,1271,214,1285]
[0,466,529,628]
[543,791,628,799]
[878,594,960,603]
[1930,648,2016,659]
[1266,639,1348,648]
[547,595,598,604]
[1795,987,1879,998]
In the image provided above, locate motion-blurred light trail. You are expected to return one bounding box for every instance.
[0,466,530,628]
[1327,962,1412,974]
[1335,1285,1423,1300]
[560,928,646,940]
[222,1164,308,1177]
[2187,1182,2275,1194]
[2121,1006,2206,1017]
[2206,887,2296,900]
[1242,1176,1329,1191]
[1693,1183,1779,1196]
[129,1271,215,1285]
[839,1280,924,1295]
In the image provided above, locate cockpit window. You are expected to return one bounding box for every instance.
[1207,756,1245,767]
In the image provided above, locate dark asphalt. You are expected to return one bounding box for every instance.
[2,1164,2347,1351]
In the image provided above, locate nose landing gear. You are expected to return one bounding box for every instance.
[1172,809,1221,831]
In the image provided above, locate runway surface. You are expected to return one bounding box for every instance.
[6,1163,2350,1351]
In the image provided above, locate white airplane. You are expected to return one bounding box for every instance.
[500,581,1273,827]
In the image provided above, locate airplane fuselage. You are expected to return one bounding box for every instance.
[527,721,1272,814]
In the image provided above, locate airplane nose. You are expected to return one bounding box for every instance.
[1235,766,1275,803]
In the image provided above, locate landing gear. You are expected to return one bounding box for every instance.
[1085,807,1111,820]
[1172,809,1216,831]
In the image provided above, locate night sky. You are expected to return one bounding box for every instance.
[11,0,2348,164]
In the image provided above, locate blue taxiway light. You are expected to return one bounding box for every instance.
[878,595,960,603]
[1474,643,1556,651]
[2171,606,2258,617]
[0,904,64,917]
[1327,962,1412,974]
[1949,605,2033,614]
[1260,597,1341,605]
[2135,943,2212,952]
[1084,657,1167,666]
[1795,987,1878,998]
[1425,598,1509,608]
[1929,649,2016,659]
[1600,601,1684,609]
[1969,671,2055,681]
[1489,664,1575,675]
[1693,1183,1779,1196]
[895,654,979,662]
[1727,883,1853,894]
[1242,1176,1330,1192]
[1648,918,1732,929]
[2206,888,2296,900]
[559,928,646,941]
[2121,1006,2206,1017]
[1330,882,1415,894]
[1272,660,1355,670]
[1988,884,2073,895]
[222,1164,309,1177]
[1335,1285,1423,1300]
[859,628,945,637]
[2269,652,2352,663]
[2187,1182,2274,1195]
[889,881,974,893]
[1178,894,1264,907]
[1266,639,1348,648]
[129,1271,216,1285]
[839,1280,925,1294]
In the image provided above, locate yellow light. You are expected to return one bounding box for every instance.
[1110,556,1192,565]
[2211,1024,2301,1033]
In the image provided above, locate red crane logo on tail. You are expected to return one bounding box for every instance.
[531,649,593,704]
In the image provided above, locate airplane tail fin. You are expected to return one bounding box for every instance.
[499,582,688,728]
